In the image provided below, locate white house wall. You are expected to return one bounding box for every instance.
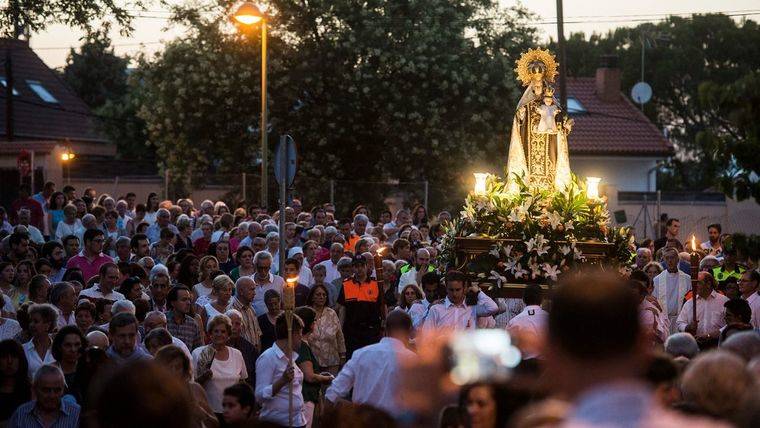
[571,155,660,192]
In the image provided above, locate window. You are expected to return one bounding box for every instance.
[567,97,586,115]
[26,80,58,103]
[0,77,19,96]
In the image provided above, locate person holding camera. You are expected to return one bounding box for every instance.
[423,270,497,330]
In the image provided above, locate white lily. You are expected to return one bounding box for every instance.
[560,245,572,256]
[564,220,574,231]
[503,245,513,257]
[547,211,563,229]
[489,270,507,287]
[513,263,528,279]
[543,263,560,281]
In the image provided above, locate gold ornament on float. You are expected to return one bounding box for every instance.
[514,48,559,87]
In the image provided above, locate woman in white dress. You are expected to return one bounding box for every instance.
[200,275,234,334]
[192,314,247,419]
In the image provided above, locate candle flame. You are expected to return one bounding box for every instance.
[691,235,696,252]
[286,277,298,285]
[377,247,388,256]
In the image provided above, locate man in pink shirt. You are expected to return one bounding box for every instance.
[66,229,114,282]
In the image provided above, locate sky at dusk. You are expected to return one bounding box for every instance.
[27,0,760,69]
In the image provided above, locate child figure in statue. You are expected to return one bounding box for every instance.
[535,91,559,134]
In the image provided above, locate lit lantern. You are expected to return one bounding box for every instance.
[474,173,489,195]
[586,177,601,199]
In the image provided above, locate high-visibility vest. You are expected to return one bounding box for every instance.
[344,234,360,253]
[712,266,745,283]
[343,278,380,302]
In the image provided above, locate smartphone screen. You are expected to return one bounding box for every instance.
[447,329,522,385]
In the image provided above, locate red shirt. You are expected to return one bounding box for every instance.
[10,197,44,229]
[66,252,114,282]
[194,237,211,256]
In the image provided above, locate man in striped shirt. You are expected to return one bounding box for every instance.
[8,365,80,428]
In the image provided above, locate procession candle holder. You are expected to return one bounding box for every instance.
[374,247,387,320]
[689,235,699,327]
[284,276,297,428]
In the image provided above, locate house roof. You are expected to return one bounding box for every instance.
[566,77,672,157]
[0,39,108,145]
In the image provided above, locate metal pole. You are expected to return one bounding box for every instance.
[164,169,169,201]
[242,172,247,204]
[556,0,568,112]
[642,194,648,239]
[260,21,268,210]
[656,190,662,239]
[423,180,429,213]
[278,136,287,277]
[329,179,334,206]
[5,45,14,142]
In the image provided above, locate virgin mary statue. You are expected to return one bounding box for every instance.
[506,48,573,193]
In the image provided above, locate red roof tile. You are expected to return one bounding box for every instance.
[566,77,672,156]
[0,39,108,144]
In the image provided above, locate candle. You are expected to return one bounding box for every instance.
[284,277,297,311]
[473,173,488,194]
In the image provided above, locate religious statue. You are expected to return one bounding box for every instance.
[506,48,573,193]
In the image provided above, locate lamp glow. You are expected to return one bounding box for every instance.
[233,2,263,25]
[691,235,697,252]
[474,173,488,195]
[586,177,601,199]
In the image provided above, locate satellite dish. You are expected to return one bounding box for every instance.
[631,82,652,105]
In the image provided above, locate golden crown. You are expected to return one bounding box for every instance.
[514,48,559,87]
[544,87,555,97]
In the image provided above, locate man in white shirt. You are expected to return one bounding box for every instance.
[325,310,417,417]
[676,271,728,341]
[423,270,498,330]
[739,270,760,328]
[317,243,345,284]
[397,248,434,293]
[652,248,691,333]
[16,209,45,245]
[251,251,285,315]
[506,284,547,359]
[78,263,126,302]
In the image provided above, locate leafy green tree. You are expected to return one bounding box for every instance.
[62,30,150,159]
[549,15,760,194]
[0,0,144,37]
[698,71,760,202]
[136,0,537,207]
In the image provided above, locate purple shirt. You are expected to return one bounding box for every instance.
[65,251,114,282]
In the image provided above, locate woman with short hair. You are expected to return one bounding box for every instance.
[23,303,58,378]
[191,314,247,419]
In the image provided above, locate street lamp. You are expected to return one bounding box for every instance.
[60,148,75,184]
[233,2,268,209]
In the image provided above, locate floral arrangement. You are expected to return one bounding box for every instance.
[438,173,635,287]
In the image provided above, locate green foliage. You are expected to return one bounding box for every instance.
[697,71,760,203]
[62,30,151,160]
[438,173,634,284]
[548,15,760,194]
[134,0,537,204]
[0,0,143,37]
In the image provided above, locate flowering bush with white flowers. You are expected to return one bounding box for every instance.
[439,173,635,286]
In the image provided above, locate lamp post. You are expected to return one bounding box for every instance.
[60,148,75,185]
[233,2,268,209]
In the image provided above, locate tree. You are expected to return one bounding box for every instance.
[135,0,537,209]
[62,31,150,159]
[698,72,760,202]
[548,15,760,194]
[0,0,143,37]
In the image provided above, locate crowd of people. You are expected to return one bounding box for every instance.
[0,181,759,428]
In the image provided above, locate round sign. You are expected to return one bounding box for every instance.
[631,82,652,104]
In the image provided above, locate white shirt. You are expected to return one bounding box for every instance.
[747,292,760,329]
[299,264,314,287]
[676,291,729,336]
[396,303,427,329]
[251,273,285,316]
[316,259,341,285]
[397,267,421,293]
[79,285,126,302]
[56,307,77,329]
[653,270,690,318]
[24,224,45,244]
[255,344,306,427]
[55,219,84,242]
[325,337,416,417]
[423,292,498,330]
[506,305,548,359]
[193,282,213,300]
[192,346,248,413]
[23,339,55,378]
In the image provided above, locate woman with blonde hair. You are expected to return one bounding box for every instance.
[200,275,234,329]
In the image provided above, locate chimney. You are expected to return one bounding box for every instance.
[595,55,621,102]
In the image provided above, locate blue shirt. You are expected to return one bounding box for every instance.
[8,400,80,428]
